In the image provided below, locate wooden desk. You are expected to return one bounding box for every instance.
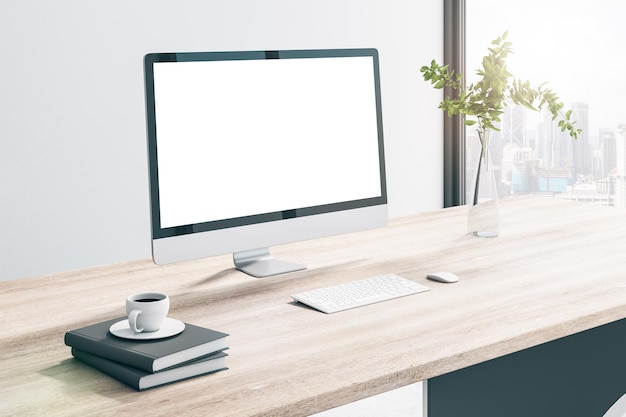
[2,196,626,416]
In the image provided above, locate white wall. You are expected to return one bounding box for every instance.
[0,0,443,281]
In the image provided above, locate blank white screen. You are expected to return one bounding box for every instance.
[153,56,382,229]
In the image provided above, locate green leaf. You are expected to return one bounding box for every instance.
[420,33,583,141]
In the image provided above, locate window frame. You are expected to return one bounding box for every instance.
[443,0,466,207]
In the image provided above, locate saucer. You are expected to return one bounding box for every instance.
[109,317,185,340]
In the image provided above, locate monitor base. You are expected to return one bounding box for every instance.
[233,248,306,278]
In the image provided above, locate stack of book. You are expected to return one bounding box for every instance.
[64,317,229,391]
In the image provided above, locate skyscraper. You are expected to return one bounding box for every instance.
[599,129,616,179]
[571,102,590,179]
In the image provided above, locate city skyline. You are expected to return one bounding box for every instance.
[467,102,626,207]
[465,1,626,208]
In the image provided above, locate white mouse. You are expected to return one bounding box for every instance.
[427,271,459,283]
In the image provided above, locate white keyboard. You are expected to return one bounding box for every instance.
[291,274,430,314]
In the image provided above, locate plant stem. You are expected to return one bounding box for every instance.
[473,146,483,206]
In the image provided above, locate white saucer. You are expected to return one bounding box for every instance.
[109,317,185,340]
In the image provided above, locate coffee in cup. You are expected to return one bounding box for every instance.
[126,292,169,333]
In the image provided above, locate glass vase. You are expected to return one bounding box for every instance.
[468,129,499,237]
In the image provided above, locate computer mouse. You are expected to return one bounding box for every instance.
[427,271,459,283]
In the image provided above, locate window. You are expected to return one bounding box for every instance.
[449,0,626,207]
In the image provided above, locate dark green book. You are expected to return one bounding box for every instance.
[64,317,228,372]
[72,348,227,391]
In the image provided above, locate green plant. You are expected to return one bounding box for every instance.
[420,31,581,139]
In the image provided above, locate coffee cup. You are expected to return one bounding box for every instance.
[126,292,170,333]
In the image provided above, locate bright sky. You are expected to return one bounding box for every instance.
[467,0,626,135]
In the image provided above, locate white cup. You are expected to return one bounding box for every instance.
[126,292,170,333]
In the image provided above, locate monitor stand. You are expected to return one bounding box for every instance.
[233,248,307,278]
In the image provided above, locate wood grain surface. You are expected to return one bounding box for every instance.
[2,196,626,417]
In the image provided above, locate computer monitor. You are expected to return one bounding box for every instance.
[144,48,387,277]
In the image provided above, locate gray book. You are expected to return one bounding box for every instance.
[65,317,228,372]
[72,348,227,391]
